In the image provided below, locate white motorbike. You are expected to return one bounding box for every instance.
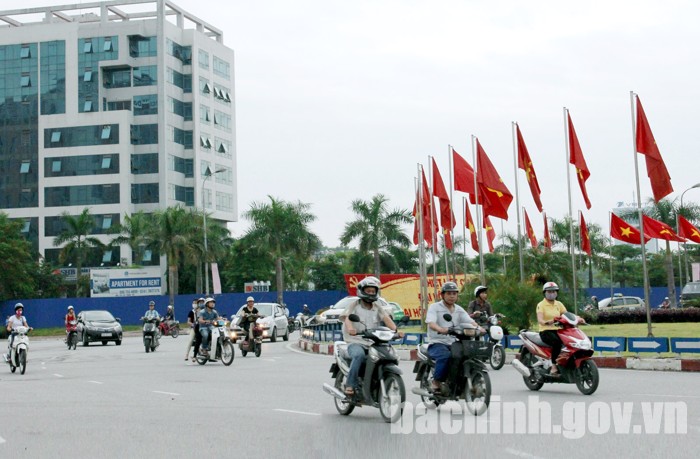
[6,326,30,374]
[484,314,506,370]
[196,319,235,366]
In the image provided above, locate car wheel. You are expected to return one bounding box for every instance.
[102,341,108,346]
[282,327,289,341]
[115,339,122,346]
[82,332,89,347]
[270,327,277,343]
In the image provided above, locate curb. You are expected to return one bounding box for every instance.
[296,338,700,372]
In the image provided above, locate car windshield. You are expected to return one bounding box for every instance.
[682,283,700,294]
[83,311,116,321]
[238,304,274,316]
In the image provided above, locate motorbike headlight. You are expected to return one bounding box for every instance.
[369,347,380,363]
[230,331,237,339]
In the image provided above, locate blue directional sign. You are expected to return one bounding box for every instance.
[670,338,700,354]
[403,333,423,346]
[627,337,669,353]
[506,335,524,349]
[593,336,626,352]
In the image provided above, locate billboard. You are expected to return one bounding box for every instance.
[90,267,164,298]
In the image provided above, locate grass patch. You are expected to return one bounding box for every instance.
[26,325,142,337]
[583,322,700,338]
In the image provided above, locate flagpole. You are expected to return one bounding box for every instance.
[630,91,654,337]
[609,229,614,300]
[564,107,579,314]
[417,167,428,331]
[472,135,486,284]
[448,145,457,280]
[677,241,683,302]
[500,219,506,274]
[427,156,438,300]
[512,122,525,282]
[462,196,468,277]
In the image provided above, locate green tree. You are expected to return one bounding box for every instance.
[219,235,274,293]
[310,252,353,290]
[340,194,412,278]
[109,211,152,265]
[0,214,38,301]
[53,208,105,297]
[244,196,322,304]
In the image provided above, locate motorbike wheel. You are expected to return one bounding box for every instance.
[171,327,179,338]
[379,373,405,423]
[18,349,27,375]
[221,341,235,366]
[10,361,16,373]
[144,337,151,353]
[282,327,289,342]
[520,349,544,391]
[82,332,89,347]
[333,373,355,416]
[490,345,506,370]
[419,370,441,409]
[464,371,490,416]
[241,347,248,357]
[575,359,599,395]
[254,342,261,357]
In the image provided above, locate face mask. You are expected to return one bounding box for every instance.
[545,292,557,301]
[16,311,22,317]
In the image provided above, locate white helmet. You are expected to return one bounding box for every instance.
[474,285,488,297]
[542,282,559,293]
[246,296,254,302]
[357,276,381,302]
[204,297,215,307]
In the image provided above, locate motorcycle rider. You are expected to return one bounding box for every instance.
[185,299,198,361]
[537,282,586,376]
[302,304,312,316]
[5,304,32,362]
[240,297,259,342]
[467,285,494,326]
[65,305,77,343]
[198,297,219,356]
[426,282,482,393]
[143,300,161,322]
[192,298,205,361]
[339,276,402,398]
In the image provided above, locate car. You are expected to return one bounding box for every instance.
[318,296,405,324]
[680,282,700,307]
[76,310,123,346]
[229,303,289,343]
[597,294,645,311]
[386,301,406,322]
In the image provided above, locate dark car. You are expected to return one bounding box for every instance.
[76,310,123,346]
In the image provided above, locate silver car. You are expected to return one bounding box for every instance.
[229,303,289,343]
[598,295,645,310]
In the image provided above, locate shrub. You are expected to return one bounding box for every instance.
[582,307,700,324]
[463,276,539,331]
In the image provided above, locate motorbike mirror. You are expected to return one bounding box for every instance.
[115,318,121,322]
[348,314,361,323]
[399,316,410,324]
[442,313,453,322]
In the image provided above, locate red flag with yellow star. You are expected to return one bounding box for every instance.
[476,139,513,220]
[464,202,479,252]
[642,215,684,242]
[678,215,700,243]
[567,113,592,210]
[524,208,538,248]
[610,213,651,245]
[516,124,543,213]
[483,216,496,253]
[636,96,673,202]
[543,213,552,251]
[580,212,591,256]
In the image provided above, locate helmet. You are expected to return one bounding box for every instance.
[664,297,669,300]
[246,296,254,302]
[67,305,74,311]
[197,297,205,304]
[14,303,24,311]
[356,276,381,302]
[204,297,215,307]
[542,282,559,293]
[474,285,488,297]
[148,300,155,306]
[441,282,460,294]
[167,305,173,310]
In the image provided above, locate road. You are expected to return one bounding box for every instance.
[1,331,699,458]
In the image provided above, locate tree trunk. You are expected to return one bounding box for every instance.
[373,249,381,279]
[276,256,284,304]
[195,261,203,294]
[665,240,677,307]
[168,264,177,305]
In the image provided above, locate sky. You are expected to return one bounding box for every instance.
[5,0,700,249]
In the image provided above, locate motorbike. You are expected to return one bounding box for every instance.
[6,325,30,374]
[322,314,406,423]
[158,319,180,338]
[411,313,492,416]
[287,316,296,334]
[294,312,313,331]
[66,320,78,350]
[483,314,506,370]
[238,314,263,357]
[511,311,599,395]
[195,318,235,366]
[142,317,160,353]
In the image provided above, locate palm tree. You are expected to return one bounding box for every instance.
[340,194,412,278]
[109,211,152,265]
[244,196,322,304]
[53,208,104,297]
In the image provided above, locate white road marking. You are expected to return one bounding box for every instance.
[87,381,103,384]
[53,374,63,378]
[153,391,180,396]
[504,448,544,459]
[273,408,321,416]
[629,393,700,399]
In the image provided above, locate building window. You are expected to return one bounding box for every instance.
[84,70,93,82]
[101,126,112,140]
[102,216,112,229]
[52,160,62,172]
[84,100,93,112]
[101,157,112,169]
[143,250,152,262]
[20,162,30,173]
[21,76,31,87]
[102,251,113,263]
[51,131,62,143]
[20,46,31,58]
[199,49,209,69]
[21,220,31,233]
[103,40,113,52]
[83,41,93,53]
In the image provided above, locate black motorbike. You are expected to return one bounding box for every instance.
[141,317,160,353]
[322,314,407,423]
[412,313,492,416]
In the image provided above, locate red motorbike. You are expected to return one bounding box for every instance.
[512,311,599,395]
[158,320,180,338]
[66,320,78,350]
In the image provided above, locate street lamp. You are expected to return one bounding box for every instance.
[680,182,700,288]
[202,166,226,295]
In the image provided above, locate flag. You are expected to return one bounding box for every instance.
[412,169,439,247]
[432,158,456,249]
[516,124,543,212]
[543,213,552,251]
[476,139,513,220]
[524,208,538,248]
[580,212,591,256]
[567,113,592,209]
[483,216,496,253]
[678,215,700,243]
[465,202,479,252]
[452,147,476,198]
[642,215,684,242]
[635,96,673,202]
[610,213,651,245]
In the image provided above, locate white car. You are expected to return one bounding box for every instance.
[229,303,289,343]
[598,295,645,310]
[318,296,398,324]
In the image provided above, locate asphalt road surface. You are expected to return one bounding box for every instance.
[1,331,698,458]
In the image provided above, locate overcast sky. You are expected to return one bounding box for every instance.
[6,0,700,249]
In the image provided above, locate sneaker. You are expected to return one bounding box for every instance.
[3,354,8,363]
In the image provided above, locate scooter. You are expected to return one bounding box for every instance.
[195,319,234,366]
[512,311,599,395]
[411,314,492,416]
[239,314,263,357]
[322,314,406,423]
[66,320,78,350]
[141,317,160,353]
[6,326,31,374]
[484,314,506,370]
[158,319,180,338]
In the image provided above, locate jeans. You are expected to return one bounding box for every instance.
[346,344,367,390]
[200,325,212,350]
[428,343,451,382]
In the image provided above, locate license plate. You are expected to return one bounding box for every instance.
[101,333,112,337]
